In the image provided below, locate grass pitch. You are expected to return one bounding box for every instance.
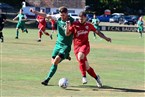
[0,28,145,97]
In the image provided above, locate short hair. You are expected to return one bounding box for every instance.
[59,6,68,13]
[79,11,86,17]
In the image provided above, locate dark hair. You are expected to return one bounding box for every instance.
[59,6,68,13]
[79,11,86,17]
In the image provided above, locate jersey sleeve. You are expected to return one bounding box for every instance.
[69,24,75,33]
[90,23,97,32]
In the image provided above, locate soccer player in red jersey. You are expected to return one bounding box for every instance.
[49,18,56,33]
[66,11,111,87]
[36,9,52,42]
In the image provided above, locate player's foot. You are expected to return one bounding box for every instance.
[25,29,28,33]
[50,34,53,40]
[1,37,4,42]
[66,56,71,61]
[15,37,18,39]
[82,77,87,84]
[37,39,41,42]
[41,80,48,86]
[96,75,102,88]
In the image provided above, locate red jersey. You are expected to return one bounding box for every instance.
[50,19,56,30]
[50,19,56,25]
[36,15,46,28]
[69,21,97,49]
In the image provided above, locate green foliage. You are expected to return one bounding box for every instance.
[86,0,145,15]
[1,0,145,15]
[0,0,22,8]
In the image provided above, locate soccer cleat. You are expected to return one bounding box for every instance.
[50,34,53,40]
[96,75,103,88]
[82,77,87,84]
[66,56,71,61]
[15,37,18,39]
[1,37,4,42]
[25,29,28,33]
[37,39,41,42]
[41,80,48,86]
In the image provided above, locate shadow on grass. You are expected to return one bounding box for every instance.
[69,85,145,93]
[97,85,145,93]
[66,88,80,91]
[42,84,80,91]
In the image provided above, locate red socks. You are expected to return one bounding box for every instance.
[79,57,87,77]
[87,67,97,78]
[79,57,97,79]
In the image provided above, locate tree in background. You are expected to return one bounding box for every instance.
[0,0,23,8]
[85,0,145,15]
[1,0,145,15]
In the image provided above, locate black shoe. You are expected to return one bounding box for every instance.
[25,29,28,33]
[1,37,4,42]
[50,34,53,40]
[15,37,18,39]
[66,56,71,61]
[41,80,48,86]
[37,39,41,42]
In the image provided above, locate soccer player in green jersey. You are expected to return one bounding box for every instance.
[137,16,144,38]
[13,9,28,39]
[30,6,74,86]
[91,14,100,39]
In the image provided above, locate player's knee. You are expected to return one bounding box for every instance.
[51,57,55,64]
[53,55,62,65]
[77,52,84,61]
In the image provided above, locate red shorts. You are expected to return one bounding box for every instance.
[38,25,46,32]
[51,25,55,30]
[74,44,90,57]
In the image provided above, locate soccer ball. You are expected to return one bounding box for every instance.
[58,78,68,89]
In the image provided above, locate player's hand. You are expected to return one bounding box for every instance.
[66,21,71,26]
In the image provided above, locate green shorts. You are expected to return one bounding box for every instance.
[94,25,100,31]
[138,26,143,32]
[16,22,25,30]
[52,42,71,60]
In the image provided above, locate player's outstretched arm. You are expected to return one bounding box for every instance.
[65,21,72,36]
[13,15,18,21]
[95,30,112,42]
[30,8,52,20]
